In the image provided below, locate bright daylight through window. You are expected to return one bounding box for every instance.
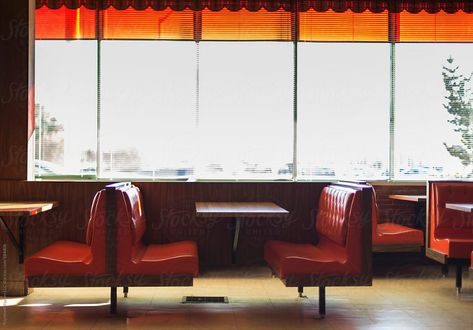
[34,5,473,181]
[395,44,473,179]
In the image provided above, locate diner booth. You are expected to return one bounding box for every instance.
[0,0,473,328]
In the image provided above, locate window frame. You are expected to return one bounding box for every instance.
[33,8,473,183]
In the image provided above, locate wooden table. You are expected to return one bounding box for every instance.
[389,195,426,203]
[0,202,58,263]
[195,202,289,264]
[389,195,427,229]
[445,203,473,213]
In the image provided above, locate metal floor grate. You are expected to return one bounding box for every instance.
[182,296,229,304]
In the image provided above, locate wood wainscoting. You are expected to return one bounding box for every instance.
[0,180,424,296]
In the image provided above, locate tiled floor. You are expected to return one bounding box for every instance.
[1,261,472,329]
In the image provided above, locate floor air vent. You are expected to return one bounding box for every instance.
[182,296,229,303]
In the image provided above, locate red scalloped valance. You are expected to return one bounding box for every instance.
[35,1,473,13]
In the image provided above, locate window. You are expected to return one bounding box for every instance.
[99,41,293,180]
[100,41,196,179]
[35,40,97,178]
[34,5,473,181]
[298,43,390,180]
[395,43,473,179]
[197,42,293,179]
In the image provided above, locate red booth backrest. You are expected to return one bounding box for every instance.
[316,186,356,246]
[430,182,473,240]
[116,185,147,264]
[123,186,146,245]
[371,190,380,240]
[85,189,107,271]
[86,191,101,245]
[315,184,366,274]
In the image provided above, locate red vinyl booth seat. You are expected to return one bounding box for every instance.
[372,191,424,251]
[25,183,197,314]
[428,181,473,260]
[374,223,424,246]
[25,190,107,277]
[115,185,198,277]
[265,238,352,278]
[427,181,473,293]
[265,185,364,278]
[264,183,372,317]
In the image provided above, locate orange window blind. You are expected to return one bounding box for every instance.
[299,9,389,42]
[35,6,473,42]
[399,10,473,42]
[102,7,194,40]
[200,8,292,41]
[35,6,96,39]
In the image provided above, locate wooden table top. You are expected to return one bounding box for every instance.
[445,203,473,213]
[195,202,289,218]
[389,195,427,203]
[0,202,59,216]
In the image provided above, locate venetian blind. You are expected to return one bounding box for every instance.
[399,10,473,42]
[200,8,292,41]
[35,6,96,39]
[299,9,389,42]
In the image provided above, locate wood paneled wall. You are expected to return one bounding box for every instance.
[135,182,324,266]
[0,180,425,295]
[0,181,327,294]
[0,181,324,268]
[0,0,32,180]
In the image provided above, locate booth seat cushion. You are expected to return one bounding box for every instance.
[431,238,473,259]
[374,223,424,246]
[25,241,93,277]
[264,238,348,278]
[116,186,199,277]
[131,241,199,276]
